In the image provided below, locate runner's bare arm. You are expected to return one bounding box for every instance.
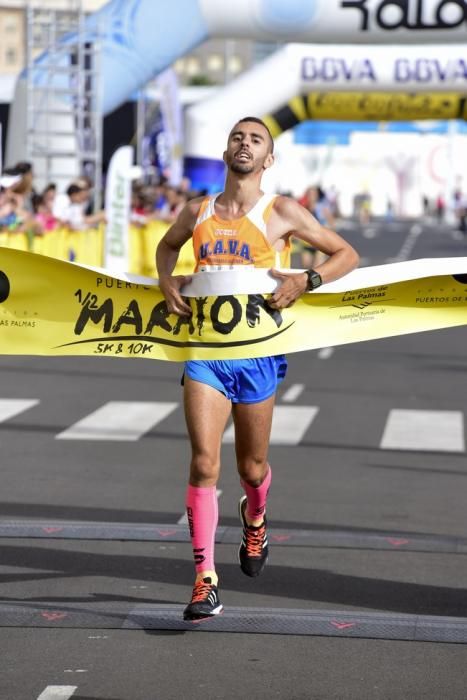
[156,197,203,317]
[269,196,359,309]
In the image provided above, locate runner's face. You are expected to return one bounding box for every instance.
[224,122,273,175]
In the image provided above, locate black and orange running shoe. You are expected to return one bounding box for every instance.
[238,495,269,577]
[183,577,223,621]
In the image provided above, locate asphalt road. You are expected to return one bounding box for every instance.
[1,217,467,700]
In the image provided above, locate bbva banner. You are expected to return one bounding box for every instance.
[0,249,466,362]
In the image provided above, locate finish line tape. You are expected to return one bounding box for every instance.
[0,249,466,362]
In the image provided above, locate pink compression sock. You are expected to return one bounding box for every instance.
[241,465,272,522]
[185,484,218,574]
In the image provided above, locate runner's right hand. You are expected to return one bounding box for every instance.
[159,275,193,317]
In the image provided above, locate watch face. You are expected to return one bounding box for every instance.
[308,270,322,290]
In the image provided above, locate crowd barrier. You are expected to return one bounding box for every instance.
[0,220,196,277]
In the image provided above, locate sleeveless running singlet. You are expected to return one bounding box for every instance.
[192,193,290,271]
[183,193,288,403]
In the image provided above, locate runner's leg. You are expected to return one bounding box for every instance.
[184,376,231,583]
[232,393,275,524]
[232,394,275,576]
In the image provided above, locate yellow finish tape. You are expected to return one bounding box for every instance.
[0,249,466,362]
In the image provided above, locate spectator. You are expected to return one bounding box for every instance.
[130,184,156,226]
[299,185,334,268]
[167,187,189,220]
[435,193,445,223]
[13,161,36,213]
[53,179,105,229]
[33,184,62,232]
[454,191,467,235]
[0,171,41,235]
[0,172,22,227]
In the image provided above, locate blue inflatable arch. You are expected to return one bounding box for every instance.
[7,0,467,173]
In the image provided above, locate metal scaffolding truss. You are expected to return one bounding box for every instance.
[25,0,102,202]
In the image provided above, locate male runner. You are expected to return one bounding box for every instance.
[156,117,359,621]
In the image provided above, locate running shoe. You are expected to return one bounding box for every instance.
[238,495,268,577]
[183,577,223,621]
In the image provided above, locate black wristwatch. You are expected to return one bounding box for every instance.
[304,268,322,291]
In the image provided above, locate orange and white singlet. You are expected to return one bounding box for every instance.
[184,192,289,403]
[192,193,291,272]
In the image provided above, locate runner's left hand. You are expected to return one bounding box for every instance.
[268,269,308,309]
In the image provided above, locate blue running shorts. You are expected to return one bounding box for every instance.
[183,356,288,404]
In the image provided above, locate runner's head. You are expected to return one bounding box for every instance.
[224,117,274,175]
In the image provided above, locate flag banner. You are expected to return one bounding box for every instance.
[104,145,133,273]
[156,68,184,186]
[0,249,466,362]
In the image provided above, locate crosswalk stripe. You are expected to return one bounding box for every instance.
[318,347,334,360]
[3,398,466,452]
[281,384,305,403]
[380,409,465,452]
[0,398,39,422]
[223,406,319,445]
[36,687,77,700]
[56,401,178,441]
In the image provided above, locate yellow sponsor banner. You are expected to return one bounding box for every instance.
[306,92,467,121]
[0,221,195,277]
[0,248,466,362]
[129,220,195,277]
[0,226,104,266]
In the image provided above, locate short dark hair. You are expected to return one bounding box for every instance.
[235,116,274,153]
[66,184,82,197]
[14,161,33,175]
[3,166,20,176]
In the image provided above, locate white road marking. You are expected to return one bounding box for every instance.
[223,406,319,445]
[281,384,305,403]
[178,489,223,525]
[63,670,87,674]
[387,224,423,263]
[56,401,178,441]
[0,398,39,422]
[362,227,377,239]
[36,687,77,700]
[318,347,334,360]
[380,409,465,452]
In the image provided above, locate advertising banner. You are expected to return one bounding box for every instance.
[304,91,467,122]
[262,91,467,137]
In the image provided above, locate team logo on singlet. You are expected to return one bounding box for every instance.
[214,228,236,236]
[199,240,253,262]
